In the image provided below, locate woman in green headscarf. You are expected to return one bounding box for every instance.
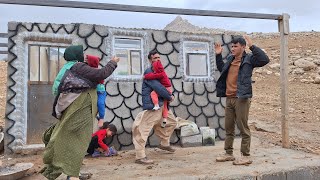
[41,45,119,180]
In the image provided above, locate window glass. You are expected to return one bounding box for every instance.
[29,46,40,81]
[187,53,208,76]
[29,45,67,83]
[113,37,143,76]
[183,41,210,77]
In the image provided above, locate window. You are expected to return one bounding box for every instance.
[183,41,210,77]
[28,45,67,84]
[113,37,143,76]
[187,53,208,76]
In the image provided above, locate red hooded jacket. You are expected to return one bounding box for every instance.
[144,60,171,87]
[86,55,104,84]
[92,129,109,151]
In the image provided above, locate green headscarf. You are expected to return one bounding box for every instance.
[63,45,84,62]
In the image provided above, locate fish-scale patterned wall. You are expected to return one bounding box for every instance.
[6,22,237,153]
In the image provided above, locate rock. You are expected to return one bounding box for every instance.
[266,70,273,75]
[304,57,314,61]
[254,68,263,74]
[201,128,216,146]
[292,68,305,75]
[301,79,312,83]
[290,55,302,60]
[314,76,320,84]
[199,127,210,134]
[294,59,317,71]
[313,59,320,65]
[180,134,203,147]
[180,123,200,137]
[269,63,280,70]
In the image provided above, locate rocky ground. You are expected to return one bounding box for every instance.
[0,29,320,178]
[250,32,320,155]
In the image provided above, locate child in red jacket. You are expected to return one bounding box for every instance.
[144,59,172,128]
[86,55,107,128]
[87,122,118,157]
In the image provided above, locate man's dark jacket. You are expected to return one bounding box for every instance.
[216,45,270,98]
[142,68,172,110]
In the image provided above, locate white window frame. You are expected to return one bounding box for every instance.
[106,28,148,82]
[112,36,144,78]
[179,35,215,82]
[183,41,210,78]
[27,43,69,84]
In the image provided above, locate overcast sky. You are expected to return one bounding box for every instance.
[0,0,319,34]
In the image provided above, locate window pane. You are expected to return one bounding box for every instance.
[39,47,49,81]
[59,48,66,70]
[187,54,208,76]
[114,49,129,75]
[115,38,141,49]
[130,51,141,75]
[49,47,59,82]
[29,46,39,81]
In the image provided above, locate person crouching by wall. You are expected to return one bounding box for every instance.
[87,122,118,157]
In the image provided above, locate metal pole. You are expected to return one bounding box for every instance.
[0,0,282,20]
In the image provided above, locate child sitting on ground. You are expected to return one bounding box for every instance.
[144,59,172,128]
[87,122,118,157]
[86,55,107,128]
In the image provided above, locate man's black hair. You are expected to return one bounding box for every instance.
[147,50,159,60]
[231,36,246,46]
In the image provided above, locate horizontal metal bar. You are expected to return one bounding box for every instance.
[0,0,283,20]
[0,43,7,47]
[0,50,8,54]
[0,33,8,38]
[28,81,54,85]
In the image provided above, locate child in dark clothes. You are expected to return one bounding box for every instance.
[87,122,118,157]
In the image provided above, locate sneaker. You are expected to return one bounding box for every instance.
[153,105,160,111]
[104,147,118,157]
[79,172,93,180]
[216,153,235,162]
[233,155,253,165]
[109,146,118,156]
[91,150,101,158]
[67,172,92,180]
[135,157,154,164]
[158,145,176,152]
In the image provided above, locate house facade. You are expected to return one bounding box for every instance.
[4,22,234,153]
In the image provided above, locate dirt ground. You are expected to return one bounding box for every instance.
[2,137,320,179]
[0,32,320,179]
[251,34,320,155]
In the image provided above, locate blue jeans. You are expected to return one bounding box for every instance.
[97,91,107,119]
